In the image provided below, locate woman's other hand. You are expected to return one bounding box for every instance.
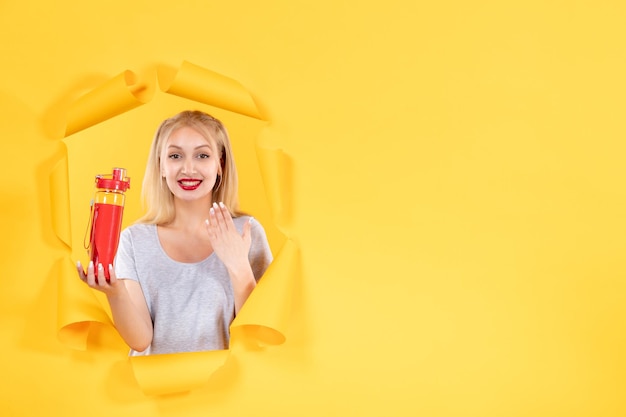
[76,261,124,296]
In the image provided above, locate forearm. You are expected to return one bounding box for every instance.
[227,263,257,314]
[107,288,153,352]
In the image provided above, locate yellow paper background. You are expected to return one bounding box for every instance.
[1,1,625,416]
[49,61,295,396]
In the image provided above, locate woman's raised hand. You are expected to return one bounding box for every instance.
[205,202,252,273]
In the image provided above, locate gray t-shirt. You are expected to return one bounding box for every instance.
[114,216,272,356]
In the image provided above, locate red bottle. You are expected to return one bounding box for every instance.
[86,168,130,281]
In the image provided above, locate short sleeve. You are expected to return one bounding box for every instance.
[248,218,273,282]
[114,227,139,282]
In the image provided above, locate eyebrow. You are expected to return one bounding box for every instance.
[167,144,212,150]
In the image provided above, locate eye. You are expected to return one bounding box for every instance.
[197,153,211,159]
[168,153,181,159]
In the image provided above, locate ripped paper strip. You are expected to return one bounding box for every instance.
[65,70,152,136]
[158,61,262,120]
[255,144,294,234]
[53,61,298,396]
[49,151,72,248]
[230,239,299,346]
[57,254,113,350]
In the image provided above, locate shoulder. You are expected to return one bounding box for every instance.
[234,216,273,277]
[120,223,156,241]
[233,215,266,236]
[117,223,161,262]
[235,216,271,257]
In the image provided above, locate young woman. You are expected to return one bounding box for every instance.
[76,110,273,355]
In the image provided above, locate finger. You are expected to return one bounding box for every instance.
[76,261,87,281]
[108,264,118,286]
[97,264,108,288]
[212,202,228,232]
[221,203,239,236]
[213,202,233,230]
[242,217,252,241]
[218,202,234,226]
[208,206,220,233]
[206,216,220,243]
[86,261,97,287]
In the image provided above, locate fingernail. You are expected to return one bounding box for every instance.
[98,263,104,270]
[210,207,215,214]
[89,261,94,269]
[77,260,82,268]
[219,202,225,208]
[205,219,209,224]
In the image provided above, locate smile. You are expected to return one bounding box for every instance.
[178,179,202,190]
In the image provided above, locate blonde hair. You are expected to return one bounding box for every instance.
[137,110,240,225]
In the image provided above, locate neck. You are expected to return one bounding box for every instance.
[170,197,212,231]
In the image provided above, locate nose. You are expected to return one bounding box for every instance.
[182,157,195,175]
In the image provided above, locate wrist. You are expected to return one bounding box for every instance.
[227,263,255,284]
[105,283,128,301]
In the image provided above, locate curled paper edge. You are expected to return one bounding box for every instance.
[56,255,113,350]
[157,61,263,120]
[255,143,294,234]
[65,70,152,136]
[50,148,72,248]
[231,239,299,346]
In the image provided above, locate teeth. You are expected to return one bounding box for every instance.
[180,180,201,186]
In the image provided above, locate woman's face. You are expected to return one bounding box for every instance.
[160,126,220,203]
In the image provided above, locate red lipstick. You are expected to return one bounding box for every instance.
[178,179,202,191]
